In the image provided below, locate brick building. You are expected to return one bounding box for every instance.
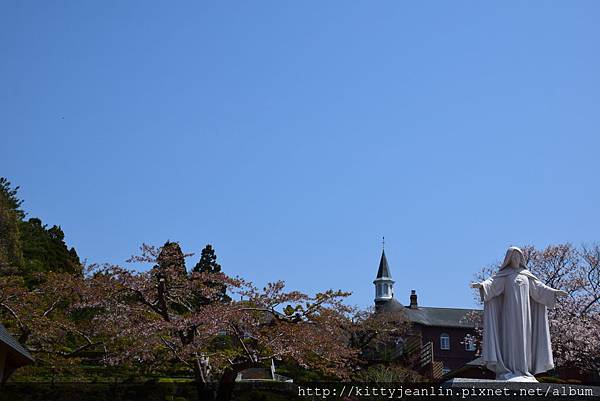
[373,249,482,376]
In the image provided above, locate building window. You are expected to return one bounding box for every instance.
[440,333,450,350]
[465,336,476,351]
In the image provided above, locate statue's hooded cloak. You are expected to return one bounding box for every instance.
[479,247,558,380]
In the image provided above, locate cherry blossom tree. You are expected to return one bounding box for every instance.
[0,241,413,399]
[0,271,105,376]
[87,243,401,401]
[471,244,600,375]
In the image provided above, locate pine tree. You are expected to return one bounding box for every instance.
[0,177,24,219]
[0,177,23,273]
[156,241,187,275]
[192,244,221,273]
[20,219,82,277]
[0,177,82,278]
[192,244,230,304]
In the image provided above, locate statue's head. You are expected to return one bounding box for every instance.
[500,246,526,270]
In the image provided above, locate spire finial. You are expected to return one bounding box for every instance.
[382,236,385,251]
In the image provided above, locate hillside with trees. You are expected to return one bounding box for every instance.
[1,177,599,400]
[0,177,81,280]
[0,178,411,400]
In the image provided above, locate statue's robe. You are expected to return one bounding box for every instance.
[479,267,559,380]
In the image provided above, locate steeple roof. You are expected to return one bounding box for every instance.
[376,250,392,279]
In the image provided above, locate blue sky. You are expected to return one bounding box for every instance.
[2,1,599,309]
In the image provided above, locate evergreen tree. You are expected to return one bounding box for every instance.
[192,244,230,303]
[156,241,186,275]
[0,177,81,278]
[0,178,23,273]
[0,177,24,219]
[192,244,221,274]
[152,241,188,314]
[20,218,82,276]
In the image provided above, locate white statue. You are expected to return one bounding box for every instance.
[470,247,568,382]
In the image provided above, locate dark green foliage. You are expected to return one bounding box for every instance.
[153,241,188,314]
[274,359,336,382]
[0,177,25,219]
[156,241,187,275]
[192,244,230,304]
[20,218,82,276]
[0,178,23,273]
[0,177,81,279]
[0,382,199,401]
[192,245,220,274]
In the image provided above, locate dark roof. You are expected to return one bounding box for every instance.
[404,306,481,328]
[465,356,485,366]
[0,323,34,364]
[376,250,392,279]
[442,356,494,380]
[376,297,404,312]
[375,298,481,328]
[238,368,273,380]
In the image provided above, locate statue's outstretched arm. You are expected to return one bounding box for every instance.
[476,277,505,302]
[530,279,568,306]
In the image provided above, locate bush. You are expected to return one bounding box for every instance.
[537,376,566,383]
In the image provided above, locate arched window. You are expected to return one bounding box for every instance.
[440,333,450,350]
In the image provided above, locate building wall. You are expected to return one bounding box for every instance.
[416,324,478,372]
[0,344,6,382]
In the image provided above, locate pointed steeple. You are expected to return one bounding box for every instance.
[376,250,392,279]
[373,246,395,302]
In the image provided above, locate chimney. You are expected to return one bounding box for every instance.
[409,289,418,309]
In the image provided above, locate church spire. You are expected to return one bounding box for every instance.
[376,248,392,279]
[374,243,395,302]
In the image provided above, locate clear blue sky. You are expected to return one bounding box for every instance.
[2,1,599,309]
